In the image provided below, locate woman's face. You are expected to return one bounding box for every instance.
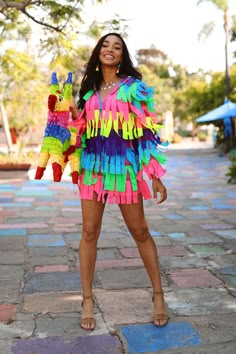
[99,35,123,68]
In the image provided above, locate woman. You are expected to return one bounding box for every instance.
[71,33,169,331]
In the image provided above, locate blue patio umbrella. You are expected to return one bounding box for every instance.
[196,98,236,137]
[196,99,236,123]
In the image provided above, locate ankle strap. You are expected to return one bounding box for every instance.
[82,295,93,300]
[153,289,164,295]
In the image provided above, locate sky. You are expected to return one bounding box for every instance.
[81,0,236,73]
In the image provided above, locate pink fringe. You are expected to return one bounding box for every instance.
[143,158,166,180]
[78,173,152,204]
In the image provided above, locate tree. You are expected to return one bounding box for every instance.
[197,0,233,96]
[0,0,105,153]
[0,1,103,35]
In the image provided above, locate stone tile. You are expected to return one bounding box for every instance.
[158,224,200,233]
[100,232,128,240]
[0,237,25,252]
[200,223,234,230]
[212,229,236,239]
[34,265,69,273]
[65,240,80,250]
[97,249,117,260]
[150,230,161,237]
[222,275,236,286]
[153,237,173,246]
[0,339,12,354]
[169,268,222,288]
[121,322,201,353]
[189,245,226,255]
[53,226,78,232]
[0,266,24,280]
[183,235,223,244]
[163,214,184,220]
[159,256,208,269]
[166,288,236,315]
[158,246,189,256]
[187,230,217,237]
[23,272,81,293]
[15,190,55,197]
[28,234,65,247]
[0,304,16,322]
[95,268,167,289]
[118,238,140,247]
[0,229,26,237]
[216,265,236,275]
[168,232,186,239]
[34,312,108,337]
[223,240,236,253]
[11,334,122,354]
[0,280,20,302]
[0,251,24,265]
[97,239,120,248]
[28,255,68,267]
[63,200,81,206]
[29,247,67,257]
[6,217,45,224]
[119,248,140,258]
[95,258,144,269]
[0,223,48,229]
[23,293,82,313]
[189,206,210,211]
[0,202,32,208]
[95,289,154,326]
[187,313,236,344]
[207,254,236,267]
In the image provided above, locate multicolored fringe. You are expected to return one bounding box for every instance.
[78,77,168,203]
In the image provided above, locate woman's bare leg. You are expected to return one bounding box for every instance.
[119,194,168,326]
[79,193,106,330]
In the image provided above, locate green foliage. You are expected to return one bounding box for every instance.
[0,49,48,133]
[138,64,175,115]
[226,149,236,183]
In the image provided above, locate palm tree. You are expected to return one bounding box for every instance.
[197,0,231,96]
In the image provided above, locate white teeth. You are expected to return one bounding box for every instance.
[105,55,114,59]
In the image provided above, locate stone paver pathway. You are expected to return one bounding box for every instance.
[0,147,235,354]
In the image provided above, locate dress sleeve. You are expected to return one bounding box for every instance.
[129,80,168,180]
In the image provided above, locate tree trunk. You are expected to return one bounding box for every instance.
[0,99,13,152]
[224,9,231,96]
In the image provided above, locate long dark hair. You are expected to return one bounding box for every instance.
[78,32,142,109]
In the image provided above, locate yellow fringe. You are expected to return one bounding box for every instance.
[86,110,163,139]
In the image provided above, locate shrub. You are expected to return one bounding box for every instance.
[226,149,236,184]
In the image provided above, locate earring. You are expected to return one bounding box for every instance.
[116,63,120,74]
[96,64,99,72]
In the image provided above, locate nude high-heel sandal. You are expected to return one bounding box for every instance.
[80,295,96,330]
[152,289,169,327]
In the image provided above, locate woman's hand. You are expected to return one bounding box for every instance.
[152,176,167,204]
[70,97,79,120]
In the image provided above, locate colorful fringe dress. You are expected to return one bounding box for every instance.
[75,76,168,204]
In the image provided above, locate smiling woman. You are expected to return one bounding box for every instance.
[69,32,169,331]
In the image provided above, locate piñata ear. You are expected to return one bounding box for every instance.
[51,72,59,85]
[63,72,73,99]
[50,72,60,95]
[66,72,73,84]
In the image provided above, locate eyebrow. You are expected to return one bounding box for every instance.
[103,40,122,46]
